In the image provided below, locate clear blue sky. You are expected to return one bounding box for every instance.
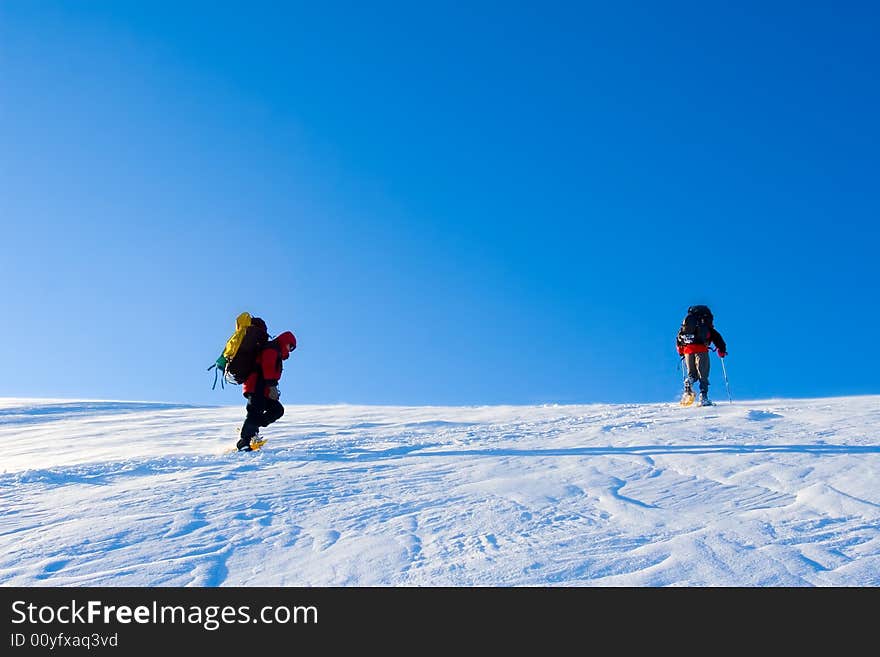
[2,1,878,406]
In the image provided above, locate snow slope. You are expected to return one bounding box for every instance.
[1,396,878,586]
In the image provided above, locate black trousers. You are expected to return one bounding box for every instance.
[240,393,284,441]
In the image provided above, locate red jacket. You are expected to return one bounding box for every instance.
[679,343,711,355]
[676,327,726,356]
[243,331,297,397]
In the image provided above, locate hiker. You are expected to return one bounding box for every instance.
[676,305,727,406]
[237,330,297,451]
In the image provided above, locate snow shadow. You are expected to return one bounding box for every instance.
[747,410,784,421]
[0,401,208,425]
[4,443,878,489]
[324,443,880,461]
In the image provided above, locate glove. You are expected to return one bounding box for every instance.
[215,355,227,370]
[717,351,726,358]
[267,385,280,401]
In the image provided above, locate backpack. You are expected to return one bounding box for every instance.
[679,305,713,346]
[209,313,270,388]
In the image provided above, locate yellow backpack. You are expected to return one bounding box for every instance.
[208,313,269,388]
[222,312,253,362]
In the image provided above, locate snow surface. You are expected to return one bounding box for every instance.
[1,396,879,587]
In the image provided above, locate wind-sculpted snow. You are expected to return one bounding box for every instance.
[1,396,878,586]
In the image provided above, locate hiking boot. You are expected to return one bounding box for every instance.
[236,436,254,451]
[684,381,693,395]
[699,393,713,406]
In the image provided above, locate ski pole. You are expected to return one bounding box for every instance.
[719,355,732,404]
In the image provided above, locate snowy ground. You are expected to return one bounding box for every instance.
[1,396,878,587]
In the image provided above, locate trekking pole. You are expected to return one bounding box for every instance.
[719,355,732,404]
[678,354,691,403]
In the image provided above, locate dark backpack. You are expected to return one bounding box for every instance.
[225,317,269,384]
[679,305,713,346]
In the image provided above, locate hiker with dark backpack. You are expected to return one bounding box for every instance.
[209,313,269,389]
[676,305,727,406]
[237,330,297,451]
[208,313,297,451]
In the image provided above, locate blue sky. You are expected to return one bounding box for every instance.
[2,1,878,406]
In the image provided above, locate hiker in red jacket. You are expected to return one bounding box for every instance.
[676,305,727,406]
[237,330,297,451]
